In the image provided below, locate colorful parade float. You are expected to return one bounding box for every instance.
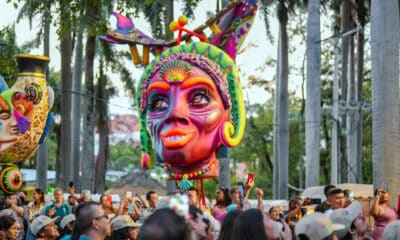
[101,0,259,205]
[0,55,54,195]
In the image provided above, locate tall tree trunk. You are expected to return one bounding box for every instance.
[218,0,231,189]
[273,0,289,199]
[305,0,321,187]
[60,25,73,190]
[94,57,108,193]
[355,0,366,183]
[72,32,83,192]
[347,35,358,182]
[273,39,280,196]
[165,0,178,194]
[371,0,400,206]
[36,3,51,190]
[340,0,352,183]
[55,124,62,185]
[81,34,96,192]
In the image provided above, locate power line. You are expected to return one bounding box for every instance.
[51,86,137,111]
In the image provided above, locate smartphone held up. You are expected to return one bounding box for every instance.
[246,172,254,183]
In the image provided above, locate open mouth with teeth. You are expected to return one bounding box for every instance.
[161,129,194,148]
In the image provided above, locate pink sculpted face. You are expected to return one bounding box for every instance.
[0,96,19,154]
[146,65,228,172]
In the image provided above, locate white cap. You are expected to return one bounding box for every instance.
[295,212,345,240]
[383,220,400,240]
[329,201,362,238]
[31,215,60,236]
[60,214,76,229]
[111,215,141,231]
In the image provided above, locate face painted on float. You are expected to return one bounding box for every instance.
[146,60,229,172]
[0,91,34,154]
[0,96,18,154]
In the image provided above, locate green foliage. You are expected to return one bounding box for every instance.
[203,178,218,201]
[109,141,141,171]
[0,25,19,83]
[182,0,202,19]
[231,104,274,197]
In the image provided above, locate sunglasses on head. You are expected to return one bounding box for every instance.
[94,214,109,220]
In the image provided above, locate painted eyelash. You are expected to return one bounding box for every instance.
[192,88,211,98]
[148,96,167,110]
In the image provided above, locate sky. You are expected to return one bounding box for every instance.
[0,1,313,115]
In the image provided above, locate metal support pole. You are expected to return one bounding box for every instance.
[331,39,340,184]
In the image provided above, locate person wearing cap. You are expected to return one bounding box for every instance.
[30,215,60,240]
[110,215,141,240]
[370,186,399,240]
[295,212,344,240]
[329,201,371,239]
[59,214,75,238]
[382,220,400,240]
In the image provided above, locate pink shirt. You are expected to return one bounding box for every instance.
[212,205,227,223]
[371,205,399,240]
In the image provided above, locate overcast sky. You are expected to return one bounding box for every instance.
[1,1,316,115]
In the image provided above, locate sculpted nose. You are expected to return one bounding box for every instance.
[165,101,189,125]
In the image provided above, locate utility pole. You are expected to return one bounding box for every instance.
[320,28,359,185]
[331,38,340,184]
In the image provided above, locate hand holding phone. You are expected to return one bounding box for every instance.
[126,191,132,201]
[246,172,254,183]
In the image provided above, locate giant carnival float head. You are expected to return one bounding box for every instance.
[101,0,258,193]
[0,55,54,195]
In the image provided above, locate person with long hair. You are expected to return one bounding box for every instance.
[0,215,20,240]
[138,208,191,240]
[212,187,231,223]
[370,186,399,240]
[28,188,45,221]
[218,210,240,240]
[110,215,141,240]
[232,209,269,240]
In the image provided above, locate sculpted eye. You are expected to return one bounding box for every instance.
[149,96,168,112]
[10,126,19,134]
[0,111,10,120]
[191,89,210,107]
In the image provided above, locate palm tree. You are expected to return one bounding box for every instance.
[36,3,52,190]
[273,0,289,199]
[59,0,73,189]
[305,0,321,187]
[71,30,84,192]
[371,0,400,205]
[15,0,55,190]
[354,0,369,183]
[340,0,351,183]
[94,55,110,193]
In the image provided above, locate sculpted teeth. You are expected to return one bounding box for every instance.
[166,135,186,142]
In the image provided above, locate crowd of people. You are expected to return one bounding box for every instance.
[0,182,399,240]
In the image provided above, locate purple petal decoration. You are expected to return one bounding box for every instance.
[14,110,31,134]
